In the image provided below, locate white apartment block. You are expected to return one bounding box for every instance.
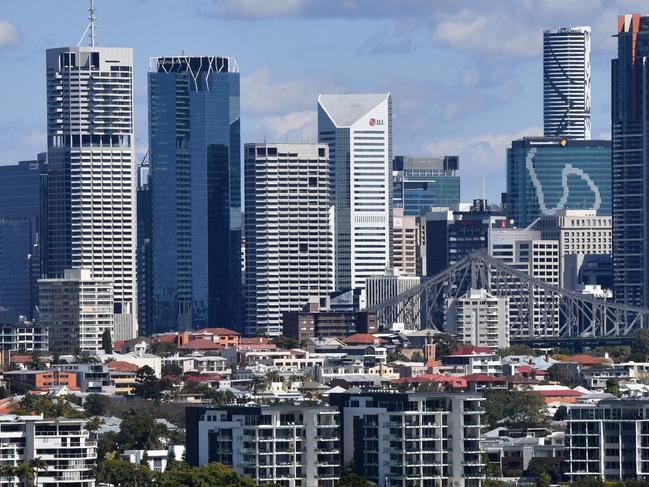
[187,405,340,487]
[318,93,392,291]
[244,143,334,337]
[489,228,560,337]
[38,268,113,354]
[330,391,484,487]
[46,47,137,340]
[565,400,649,481]
[393,208,419,276]
[0,415,96,487]
[0,319,48,352]
[446,288,510,349]
[533,209,612,289]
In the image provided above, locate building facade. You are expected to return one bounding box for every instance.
[0,414,96,487]
[565,399,649,481]
[446,288,509,349]
[148,55,242,332]
[318,93,392,291]
[612,15,649,307]
[543,26,591,139]
[0,157,47,321]
[186,405,340,487]
[329,391,484,487]
[136,161,153,336]
[392,208,419,276]
[506,137,611,228]
[0,319,48,352]
[38,268,113,354]
[244,143,334,337]
[45,47,137,341]
[532,210,612,289]
[392,155,460,216]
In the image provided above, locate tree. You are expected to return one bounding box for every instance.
[161,363,183,377]
[337,472,377,487]
[115,409,169,450]
[553,405,568,421]
[84,393,111,416]
[546,364,571,385]
[134,365,162,400]
[27,352,43,371]
[159,462,261,487]
[270,336,299,350]
[605,378,621,397]
[148,341,178,358]
[410,351,424,362]
[28,458,48,487]
[102,329,113,354]
[498,344,535,357]
[631,329,649,360]
[484,390,547,428]
[434,334,459,358]
[96,459,153,487]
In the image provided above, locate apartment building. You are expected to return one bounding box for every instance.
[565,399,649,481]
[446,288,509,349]
[392,208,419,276]
[0,319,48,352]
[329,391,484,487]
[0,414,96,486]
[186,405,340,487]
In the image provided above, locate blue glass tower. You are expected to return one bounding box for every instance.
[149,56,241,332]
[506,137,611,227]
[393,155,460,215]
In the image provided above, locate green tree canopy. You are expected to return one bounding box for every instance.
[270,336,299,350]
[484,390,547,429]
[84,394,111,416]
[115,408,169,450]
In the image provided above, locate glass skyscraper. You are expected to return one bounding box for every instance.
[506,137,611,228]
[149,56,242,332]
[612,15,649,307]
[393,155,459,216]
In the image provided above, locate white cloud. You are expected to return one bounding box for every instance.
[254,110,316,141]
[0,20,19,49]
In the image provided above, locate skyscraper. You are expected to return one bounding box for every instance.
[244,143,334,337]
[46,46,137,341]
[543,26,591,139]
[506,137,611,227]
[149,56,242,332]
[318,93,392,291]
[136,161,153,336]
[612,14,649,307]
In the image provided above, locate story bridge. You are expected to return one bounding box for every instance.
[365,252,649,340]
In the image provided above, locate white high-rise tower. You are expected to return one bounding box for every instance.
[543,26,591,140]
[46,44,137,340]
[318,93,392,291]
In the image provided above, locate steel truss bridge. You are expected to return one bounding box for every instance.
[365,252,649,339]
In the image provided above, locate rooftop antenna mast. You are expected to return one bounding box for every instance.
[78,0,97,47]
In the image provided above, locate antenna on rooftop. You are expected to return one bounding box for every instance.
[77,0,97,47]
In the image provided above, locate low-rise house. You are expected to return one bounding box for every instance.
[120,445,185,473]
[4,370,79,392]
[190,327,240,348]
[442,347,503,376]
[107,360,139,394]
[52,362,115,394]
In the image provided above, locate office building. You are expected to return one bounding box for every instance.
[46,46,137,340]
[0,414,96,487]
[392,208,419,276]
[532,209,612,289]
[136,162,153,336]
[543,26,591,139]
[329,391,484,487]
[612,15,649,307]
[446,288,509,349]
[244,143,334,337]
[506,137,611,227]
[565,399,649,481]
[318,93,392,290]
[283,301,377,342]
[149,55,242,332]
[38,268,113,354]
[186,405,340,487]
[489,228,560,337]
[0,156,46,321]
[393,155,460,215]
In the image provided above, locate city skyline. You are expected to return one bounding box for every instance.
[1,0,647,202]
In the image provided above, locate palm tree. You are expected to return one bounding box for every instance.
[13,463,33,487]
[27,458,48,487]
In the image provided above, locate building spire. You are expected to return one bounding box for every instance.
[88,0,96,47]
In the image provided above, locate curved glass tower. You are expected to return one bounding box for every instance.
[543,26,591,140]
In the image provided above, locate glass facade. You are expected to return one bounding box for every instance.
[393,155,460,216]
[149,56,242,332]
[506,137,611,228]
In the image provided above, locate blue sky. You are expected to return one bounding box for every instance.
[0,0,645,202]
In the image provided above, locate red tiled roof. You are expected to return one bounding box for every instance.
[562,354,611,365]
[342,333,386,345]
[462,373,506,383]
[392,374,467,388]
[178,338,221,350]
[107,360,139,373]
[451,346,493,356]
[536,389,583,397]
[194,327,240,336]
[10,355,33,364]
[240,337,271,345]
[113,340,126,351]
[154,334,179,343]
[517,365,533,374]
[185,374,222,383]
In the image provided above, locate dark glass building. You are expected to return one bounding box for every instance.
[136,162,153,336]
[506,137,611,228]
[149,56,242,332]
[393,155,460,216]
[0,156,46,320]
[612,15,649,307]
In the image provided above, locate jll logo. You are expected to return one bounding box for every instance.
[369,118,384,126]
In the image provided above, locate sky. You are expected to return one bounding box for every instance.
[0,0,645,203]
